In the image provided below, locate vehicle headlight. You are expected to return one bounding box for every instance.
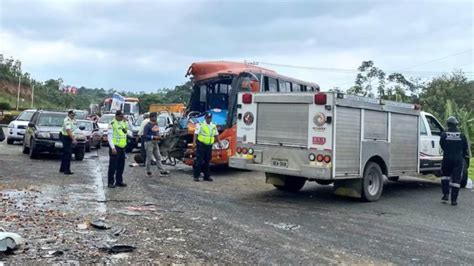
[8,123,15,129]
[36,132,51,139]
[75,134,85,140]
[213,139,230,150]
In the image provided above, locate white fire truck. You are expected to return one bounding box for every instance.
[229,92,444,201]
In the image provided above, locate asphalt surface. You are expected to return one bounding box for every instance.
[1,128,473,264]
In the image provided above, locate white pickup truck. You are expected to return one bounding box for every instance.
[229,92,444,201]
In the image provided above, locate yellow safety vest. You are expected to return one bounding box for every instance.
[197,122,217,145]
[111,119,128,148]
[61,117,76,135]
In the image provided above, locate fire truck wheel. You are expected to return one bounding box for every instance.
[361,162,384,202]
[273,177,306,192]
[315,180,333,185]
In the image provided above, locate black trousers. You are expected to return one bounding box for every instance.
[441,158,464,202]
[108,147,126,185]
[193,141,212,179]
[59,133,72,173]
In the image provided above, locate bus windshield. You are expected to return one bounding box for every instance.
[188,78,233,127]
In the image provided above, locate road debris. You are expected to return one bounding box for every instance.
[0,232,24,252]
[90,219,111,230]
[264,221,301,231]
[100,245,137,254]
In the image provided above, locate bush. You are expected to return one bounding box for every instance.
[0,102,10,111]
[0,114,15,124]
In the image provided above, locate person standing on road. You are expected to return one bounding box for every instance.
[59,110,77,175]
[193,112,221,182]
[138,112,150,165]
[440,116,469,206]
[144,112,170,177]
[107,110,128,188]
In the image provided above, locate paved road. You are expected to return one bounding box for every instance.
[1,129,473,263]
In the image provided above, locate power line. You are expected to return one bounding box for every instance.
[403,49,473,70]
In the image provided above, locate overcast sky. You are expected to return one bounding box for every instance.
[1,0,473,92]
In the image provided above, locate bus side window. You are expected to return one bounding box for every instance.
[301,85,307,92]
[268,77,278,92]
[263,76,269,92]
[293,84,300,92]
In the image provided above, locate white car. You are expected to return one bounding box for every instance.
[6,109,36,144]
[97,114,115,144]
[157,112,174,137]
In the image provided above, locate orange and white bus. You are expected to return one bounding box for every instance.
[182,61,320,166]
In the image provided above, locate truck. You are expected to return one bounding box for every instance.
[229,91,444,201]
[149,103,185,115]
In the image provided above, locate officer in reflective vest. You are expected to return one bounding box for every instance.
[440,116,469,206]
[107,110,128,188]
[59,110,77,175]
[193,112,221,182]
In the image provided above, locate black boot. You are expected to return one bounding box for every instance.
[451,187,460,206]
[442,194,449,201]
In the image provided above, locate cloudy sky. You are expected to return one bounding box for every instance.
[1,0,473,92]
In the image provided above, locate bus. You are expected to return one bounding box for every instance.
[100,97,140,117]
[182,61,320,166]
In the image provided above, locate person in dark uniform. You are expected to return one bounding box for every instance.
[59,110,77,175]
[440,116,469,206]
[193,112,221,182]
[107,110,128,188]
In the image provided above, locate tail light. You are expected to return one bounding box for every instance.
[236,147,242,154]
[314,93,327,105]
[309,153,316,161]
[316,154,324,162]
[323,155,331,163]
[242,148,248,154]
[242,93,252,104]
[248,148,254,155]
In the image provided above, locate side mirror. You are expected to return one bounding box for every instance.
[79,126,86,130]
[28,122,35,128]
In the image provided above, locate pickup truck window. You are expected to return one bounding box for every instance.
[426,115,443,136]
[420,118,427,135]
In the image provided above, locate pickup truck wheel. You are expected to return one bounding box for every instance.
[22,139,30,154]
[7,138,14,145]
[29,139,39,159]
[361,162,384,202]
[315,180,333,185]
[273,177,306,192]
[388,176,400,182]
[75,149,85,161]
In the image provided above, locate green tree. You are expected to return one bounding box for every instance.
[0,102,10,115]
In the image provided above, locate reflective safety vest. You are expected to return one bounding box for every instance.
[197,122,217,145]
[61,117,76,136]
[111,119,128,148]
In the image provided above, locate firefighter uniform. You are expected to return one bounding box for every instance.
[440,116,469,206]
[107,111,128,188]
[193,115,219,181]
[59,110,76,175]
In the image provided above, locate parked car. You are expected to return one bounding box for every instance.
[97,114,115,145]
[73,110,88,120]
[157,112,174,137]
[76,119,102,152]
[22,110,87,160]
[6,109,36,144]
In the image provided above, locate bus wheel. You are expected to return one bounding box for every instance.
[361,162,384,202]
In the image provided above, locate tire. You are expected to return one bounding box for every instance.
[22,139,30,154]
[388,176,400,182]
[75,148,85,161]
[85,144,91,153]
[315,180,334,185]
[7,138,14,145]
[361,162,384,202]
[29,139,39,159]
[273,176,306,192]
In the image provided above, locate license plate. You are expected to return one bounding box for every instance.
[272,159,288,168]
[55,142,63,148]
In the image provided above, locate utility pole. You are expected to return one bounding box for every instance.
[31,84,35,108]
[16,75,21,111]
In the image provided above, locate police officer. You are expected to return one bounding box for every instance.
[107,110,128,188]
[440,116,469,206]
[193,112,221,182]
[59,110,77,175]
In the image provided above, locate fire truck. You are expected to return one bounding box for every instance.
[229,91,443,201]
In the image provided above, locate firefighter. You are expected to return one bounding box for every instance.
[107,110,128,188]
[439,116,469,206]
[59,110,77,175]
[193,112,221,182]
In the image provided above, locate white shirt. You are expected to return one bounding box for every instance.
[138,118,150,136]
